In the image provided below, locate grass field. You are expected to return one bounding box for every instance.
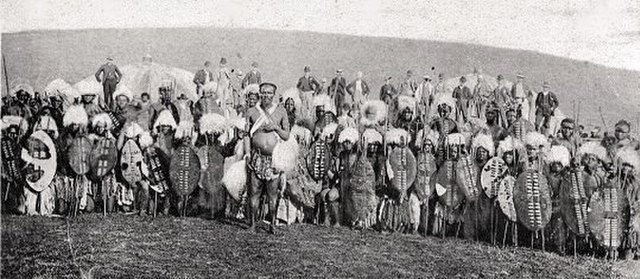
[1,214,626,278]
[2,27,640,128]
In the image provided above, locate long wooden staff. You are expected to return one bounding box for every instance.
[2,55,9,96]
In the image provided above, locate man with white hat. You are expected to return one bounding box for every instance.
[95,56,122,110]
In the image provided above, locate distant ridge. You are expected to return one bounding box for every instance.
[2,27,640,128]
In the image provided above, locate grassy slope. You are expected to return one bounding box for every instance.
[1,214,619,278]
[2,27,640,128]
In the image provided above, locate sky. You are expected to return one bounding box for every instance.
[2,0,639,71]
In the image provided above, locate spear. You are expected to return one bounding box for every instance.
[2,55,9,96]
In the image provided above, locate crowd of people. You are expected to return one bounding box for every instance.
[1,57,639,261]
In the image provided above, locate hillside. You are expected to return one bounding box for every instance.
[2,27,640,128]
[1,214,620,278]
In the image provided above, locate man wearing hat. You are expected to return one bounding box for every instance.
[416,75,434,108]
[434,73,451,97]
[511,72,529,104]
[534,81,559,133]
[452,76,472,122]
[217,57,233,108]
[297,66,322,109]
[346,71,370,109]
[329,69,348,110]
[398,70,418,97]
[379,76,397,105]
[193,61,214,96]
[95,57,123,110]
[242,61,262,90]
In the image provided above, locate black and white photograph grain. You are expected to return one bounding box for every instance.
[1,0,640,278]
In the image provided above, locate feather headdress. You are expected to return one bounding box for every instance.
[63,105,89,127]
[360,100,387,127]
[11,82,34,97]
[199,113,228,134]
[362,128,383,144]
[446,133,466,146]
[74,79,101,96]
[313,94,336,114]
[615,147,640,173]
[153,110,178,131]
[435,94,456,109]
[577,141,607,161]
[472,133,495,156]
[202,82,218,95]
[497,136,525,158]
[44,79,72,98]
[2,115,27,132]
[123,122,144,139]
[244,84,260,95]
[338,127,359,144]
[290,124,312,145]
[397,95,417,112]
[524,132,549,149]
[385,128,411,145]
[321,123,339,139]
[414,128,440,148]
[138,132,154,149]
[174,121,195,139]
[545,145,570,167]
[91,113,113,130]
[227,117,246,130]
[281,87,302,109]
[113,85,133,100]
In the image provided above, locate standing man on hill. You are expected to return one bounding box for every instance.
[193,61,214,96]
[398,70,418,97]
[380,76,397,105]
[534,81,559,134]
[452,76,471,122]
[297,65,321,110]
[242,61,262,90]
[217,57,233,108]
[330,69,348,110]
[95,56,123,110]
[346,71,370,109]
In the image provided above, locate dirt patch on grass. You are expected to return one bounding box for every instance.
[2,214,619,278]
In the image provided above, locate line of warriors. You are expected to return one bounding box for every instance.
[2,79,639,261]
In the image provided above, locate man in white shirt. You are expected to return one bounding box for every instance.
[346,71,370,109]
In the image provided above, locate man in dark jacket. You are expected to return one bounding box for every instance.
[193,61,214,96]
[452,76,471,122]
[534,81,559,132]
[95,57,122,110]
[380,76,396,105]
[329,69,348,110]
[241,61,262,89]
[297,66,321,93]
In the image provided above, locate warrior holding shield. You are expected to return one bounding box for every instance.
[245,82,291,233]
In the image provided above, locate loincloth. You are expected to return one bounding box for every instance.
[250,150,280,181]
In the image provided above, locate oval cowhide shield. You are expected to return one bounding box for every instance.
[306,139,330,182]
[431,160,463,208]
[388,146,417,199]
[514,170,552,231]
[89,137,118,180]
[197,145,225,211]
[170,144,201,196]
[456,155,480,202]
[144,146,171,191]
[120,139,145,186]
[21,131,57,192]
[587,181,630,249]
[481,157,507,198]
[560,170,597,237]
[2,137,22,183]
[414,152,436,201]
[68,136,92,175]
[497,175,517,222]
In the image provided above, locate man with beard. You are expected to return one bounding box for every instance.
[193,61,214,96]
[505,106,534,142]
[398,70,418,97]
[244,82,290,233]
